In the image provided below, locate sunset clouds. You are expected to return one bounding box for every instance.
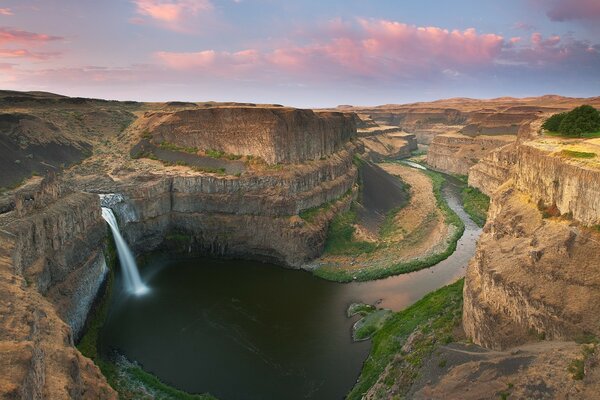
[155,19,507,80]
[0,0,598,105]
[131,0,214,32]
[0,27,62,61]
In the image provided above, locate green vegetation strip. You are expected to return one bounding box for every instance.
[314,169,465,282]
[77,236,216,400]
[323,207,378,256]
[560,149,596,159]
[347,279,464,399]
[461,186,490,227]
[298,189,353,224]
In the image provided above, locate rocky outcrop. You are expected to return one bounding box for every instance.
[138,107,357,164]
[358,129,417,161]
[109,145,358,266]
[0,178,115,399]
[427,133,516,175]
[464,137,600,350]
[463,181,600,350]
[410,341,600,399]
[514,139,600,226]
[468,142,517,197]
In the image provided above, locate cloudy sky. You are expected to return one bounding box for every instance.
[0,0,599,106]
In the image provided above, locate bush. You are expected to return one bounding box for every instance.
[544,105,600,137]
[542,112,566,132]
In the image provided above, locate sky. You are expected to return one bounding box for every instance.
[0,0,599,107]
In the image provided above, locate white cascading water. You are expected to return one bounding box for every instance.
[101,207,149,295]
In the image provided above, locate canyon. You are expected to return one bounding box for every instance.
[1,92,599,399]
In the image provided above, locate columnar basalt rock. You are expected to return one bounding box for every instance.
[111,145,358,266]
[463,182,600,350]
[138,107,357,164]
[463,137,600,350]
[0,181,115,399]
[513,140,600,226]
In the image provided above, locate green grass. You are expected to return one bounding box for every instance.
[159,141,199,154]
[462,186,490,227]
[298,190,352,224]
[545,130,600,139]
[118,360,216,400]
[314,169,466,282]
[568,359,585,380]
[560,149,597,159]
[205,149,243,160]
[346,279,464,399]
[347,303,377,317]
[323,207,378,256]
[352,309,393,341]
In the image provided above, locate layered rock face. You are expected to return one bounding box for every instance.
[468,142,517,196]
[358,127,417,161]
[0,178,115,398]
[463,138,600,350]
[427,133,516,175]
[334,95,600,147]
[463,183,600,349]
[111,144,357,266]
[138,107,357,164]
[514,140,600,226]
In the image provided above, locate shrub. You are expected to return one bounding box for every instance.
[544,105,600,137]
[542,112,566,132]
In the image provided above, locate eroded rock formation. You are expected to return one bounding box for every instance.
[427,133,516,175]
[0,177,115,399]
[463,138,600,350]
[138,107,357,164]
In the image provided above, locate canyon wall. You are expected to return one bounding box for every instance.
[0,178,115,398]
[463,138,600,350]
[514,140,600,226]
[468,143,517,197]
[358,129,417,161]
[111,144,357,266]
[139,107,357,164]
[427,133,516,175]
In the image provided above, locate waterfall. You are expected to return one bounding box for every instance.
[101,207,149,295]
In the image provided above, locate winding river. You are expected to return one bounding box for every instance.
[98,167,481,400]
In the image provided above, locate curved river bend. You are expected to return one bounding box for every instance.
[99,173,481,400]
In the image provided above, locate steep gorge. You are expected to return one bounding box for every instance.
[0,98,360,398]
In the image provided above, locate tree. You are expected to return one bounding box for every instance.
[542,112,566,132]
[543,105,600,137]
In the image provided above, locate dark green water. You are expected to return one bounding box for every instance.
[99,167,481,400]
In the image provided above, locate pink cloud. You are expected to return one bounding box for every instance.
[545,0,600,21]
[0,8,13,16]
[155,19,505,80]
[501,32,599,68]
[0,48,60,60]
[0,27,62,45]
[131,0,213,32]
